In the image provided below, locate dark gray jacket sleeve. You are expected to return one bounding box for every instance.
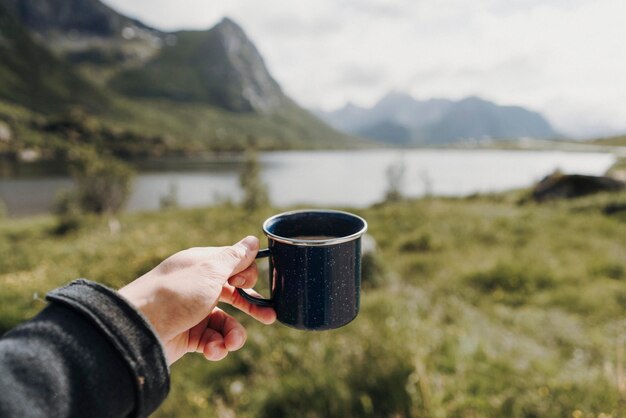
[0,279,170,418]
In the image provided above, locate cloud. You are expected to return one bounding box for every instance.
[103,0,626,137]
[336,65,386,88]
[259,15,342,38]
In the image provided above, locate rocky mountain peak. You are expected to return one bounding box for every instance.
[207,16,284,113]
[214,17,243,33]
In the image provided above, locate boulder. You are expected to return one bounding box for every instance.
[532,172,625,202]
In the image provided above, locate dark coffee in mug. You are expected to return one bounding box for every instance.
[290,235,338,240]
[236,210,368,330]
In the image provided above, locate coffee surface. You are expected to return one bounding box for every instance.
[290,235,337,241]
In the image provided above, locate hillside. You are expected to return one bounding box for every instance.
[0,0,357,155]
[102,97,361,152]
[317,92,558,146]
[0,0,163,73]
[0,0,154,37]
[0,3,108,113]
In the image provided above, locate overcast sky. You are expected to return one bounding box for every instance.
[103,0,626,138]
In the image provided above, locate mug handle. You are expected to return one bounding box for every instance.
[236,248,274,307]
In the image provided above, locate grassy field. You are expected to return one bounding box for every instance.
[591,135,626,147]
[2,193,626,417]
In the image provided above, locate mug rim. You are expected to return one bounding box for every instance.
[262,209,368,247]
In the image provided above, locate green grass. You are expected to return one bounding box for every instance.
[0,95,363,160]
[103,97,364,152]
[2,194,626,417]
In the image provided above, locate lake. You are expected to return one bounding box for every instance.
[0,149,617,217]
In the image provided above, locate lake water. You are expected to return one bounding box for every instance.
[0,149,617,217]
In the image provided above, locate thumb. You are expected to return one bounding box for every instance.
[218,236,259,278]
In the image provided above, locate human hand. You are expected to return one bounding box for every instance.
[118,236,276,365]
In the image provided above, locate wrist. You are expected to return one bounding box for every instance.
[118,281,168,342]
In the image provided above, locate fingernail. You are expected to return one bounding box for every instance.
[231,276,245,287]
[207,341,224,358]
[240,236,258,252]
[229,331,244,350]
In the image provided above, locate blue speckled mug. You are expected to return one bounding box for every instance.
[237,210,368,331]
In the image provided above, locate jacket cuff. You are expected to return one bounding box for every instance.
[46,279,170,417]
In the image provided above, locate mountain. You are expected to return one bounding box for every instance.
[317,92,557,145]
[0,0,356,153]
[0,0,154,37]
[0,3,108,113]
[357,121,412,146]
[110,18,285,113]
[422,96,556,144]
[315,93,452,135]
[0,0,162,68]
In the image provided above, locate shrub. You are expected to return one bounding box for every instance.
[0,198,6,219]
[159,182,179,210]
[239,148,269,212]
[52,189,83,235]
[590,261,626,280]
[384,159,406,203]
[467,263,556,295]
[53,147,134,216]
[399,232,437,253]
[69,149,134,215]
[52,148,134,233]
[361,252,386,289]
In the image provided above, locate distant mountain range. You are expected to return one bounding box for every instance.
[316,93,558,145]
[0,0,354,155]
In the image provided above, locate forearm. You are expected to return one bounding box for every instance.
[0,280,170,418]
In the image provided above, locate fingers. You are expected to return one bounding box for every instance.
[188,316,210,351]
[218,236,259,278]
[198,327,228,361]
[228,262,258,288]
[196,308,247,361]
[220,285,277,325]
[208,308,247,352]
